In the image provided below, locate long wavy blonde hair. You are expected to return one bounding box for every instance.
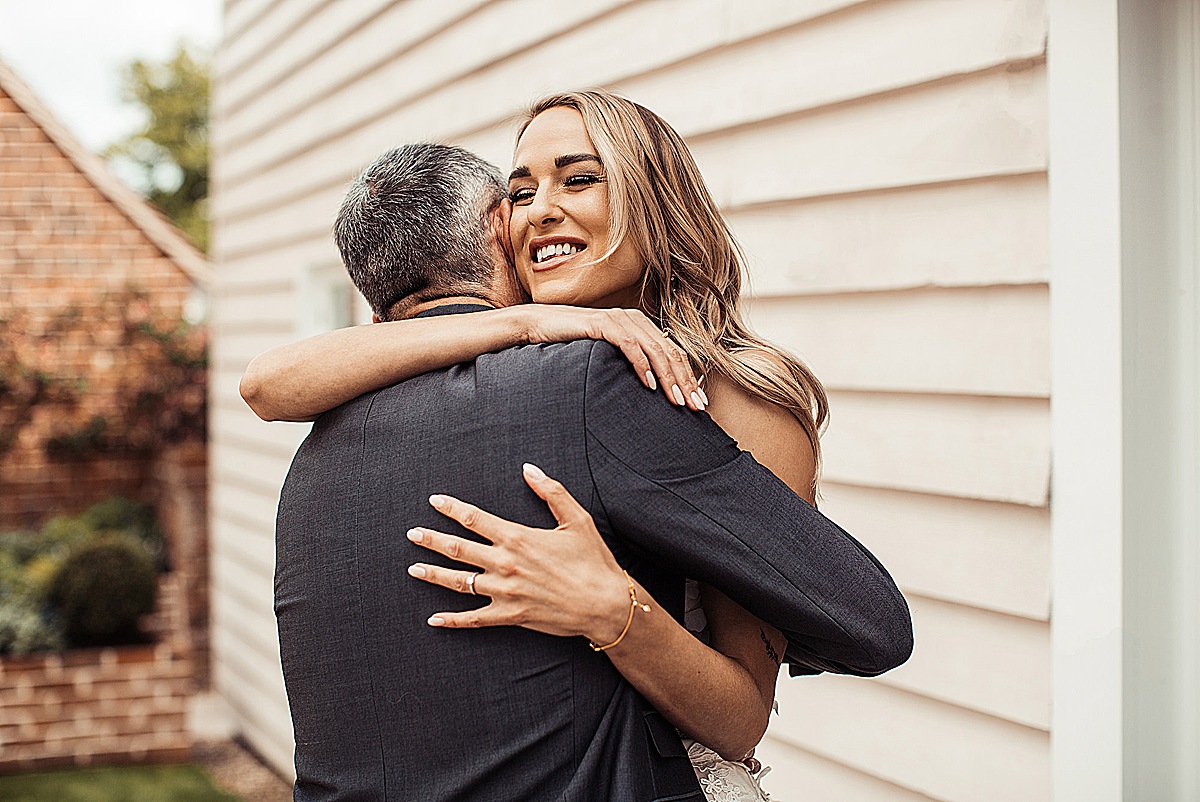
[517,90,829,470]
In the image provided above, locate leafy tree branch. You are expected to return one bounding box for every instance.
[105,44,209,252]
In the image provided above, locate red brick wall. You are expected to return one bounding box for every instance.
[0,456,210,771]
[0,577,193,772]
[0,77,212,771]
[0,84,199,528]
[149,442,210,690]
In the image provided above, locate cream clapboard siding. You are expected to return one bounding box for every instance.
[210,0,1050,797]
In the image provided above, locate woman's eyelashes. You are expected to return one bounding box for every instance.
[508,173,605,205]
[564,172,603,188]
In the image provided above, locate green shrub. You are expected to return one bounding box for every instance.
[30,515,93,563]
[23,553,66,598]
[0,543,65,655]
[47,536,157,647]
[77,497,166,567]
[2,528,58,565]
[0,497,166,653]
[0,547,29,595]
[0,601,65,655]
[77,497,159,543]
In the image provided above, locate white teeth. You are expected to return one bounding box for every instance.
[535,243,583,263]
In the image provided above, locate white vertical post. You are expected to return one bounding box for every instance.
[1118,0,1200,798]
[1183,12,1200,798]
[1048,1,1125,799]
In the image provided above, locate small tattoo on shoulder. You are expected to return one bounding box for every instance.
[760,629,781,666]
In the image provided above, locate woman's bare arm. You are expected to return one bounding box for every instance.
[409,468,783,761]
[598,576,786,760]
[410,395,816,762]
[240,307,527,422]
[603,378,814,758]
[239,305,703,422]
[704,372,819,502]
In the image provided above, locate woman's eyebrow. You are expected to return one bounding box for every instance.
[508,153,602,182]
[555,153,601,168]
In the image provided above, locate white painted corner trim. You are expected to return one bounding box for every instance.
[1048,0,1124,799]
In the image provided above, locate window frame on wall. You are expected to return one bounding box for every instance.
[297,261,356,337]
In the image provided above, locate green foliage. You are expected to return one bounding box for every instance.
[48,536,157,647]
[0,536,61,606]
[44,415,108,457]
[35,515,95,556]
[0,545,66,655]
[0,312,82,456]
[2,529,57,566]
[0,498,165,654]
[105,43,210,251]
[117,308,209,452]
[0,601,65,656]
[0,288,208,460]
[78,496,164,558]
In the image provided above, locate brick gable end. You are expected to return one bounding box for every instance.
[0,83,200,527]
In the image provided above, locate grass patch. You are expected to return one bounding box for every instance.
[0,764,242,801]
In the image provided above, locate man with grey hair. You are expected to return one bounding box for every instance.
[274,143,911,800]
[333,142,526,321]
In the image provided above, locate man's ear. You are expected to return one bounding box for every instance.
[494,198,514,268]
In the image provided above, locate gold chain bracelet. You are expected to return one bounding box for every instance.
[589,570,652,652]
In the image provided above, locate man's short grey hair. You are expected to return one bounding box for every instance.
[334,143,508,320]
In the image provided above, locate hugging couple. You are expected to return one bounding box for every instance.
[242,90,913,802]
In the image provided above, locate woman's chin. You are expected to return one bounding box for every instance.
[528,281,588,307]
[530,283,639,309]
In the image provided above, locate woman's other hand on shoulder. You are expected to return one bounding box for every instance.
[518,305,705,411]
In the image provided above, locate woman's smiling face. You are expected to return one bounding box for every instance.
[508,107,644,308]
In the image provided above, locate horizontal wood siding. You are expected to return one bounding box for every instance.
[211,0,1051,795]
[732,173,1049,295]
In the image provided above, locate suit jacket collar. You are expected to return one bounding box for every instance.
[412,303,494,319]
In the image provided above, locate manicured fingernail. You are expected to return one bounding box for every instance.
[672,385,686,405]
[406,528,424,542]
[428,616,445,627]
[429,494,448,509]
[644,370,657,391]
[698,387,709,406]
[408,564,426,578]
[690,391,705,410]
[523,462,547,481]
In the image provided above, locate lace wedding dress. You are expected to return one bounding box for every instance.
[680,580,774,802]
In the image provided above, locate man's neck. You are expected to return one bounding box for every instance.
[403,295,496,319]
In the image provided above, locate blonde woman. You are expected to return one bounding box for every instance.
[246,91,848,798]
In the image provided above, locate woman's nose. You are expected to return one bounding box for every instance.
[527,185,562,227]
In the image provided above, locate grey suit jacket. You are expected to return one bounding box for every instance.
[275,311,912,801]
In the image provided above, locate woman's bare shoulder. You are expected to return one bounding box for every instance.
[704,374,817,503]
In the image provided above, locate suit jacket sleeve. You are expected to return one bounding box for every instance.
[581,342,913,677]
